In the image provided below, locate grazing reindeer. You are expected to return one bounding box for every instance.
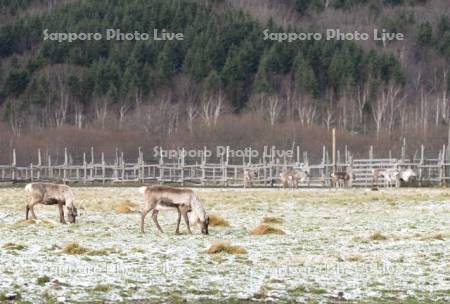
[24,183,78,224]
[279,168,310,189]
[139,185,209,235]
[372,168,399,188]
[243,169,257,188]
[331,171,352,188]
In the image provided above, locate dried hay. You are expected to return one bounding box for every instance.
[250,224,286,235]
[208,214,230,227]
[15,218,57,226]
[2,242,27,250]
[62,242,89,255]
[62,242,119,255]
[207,242,247,254]
[369,231,388,241]
[115,200,140,214]
[262,217,283,224]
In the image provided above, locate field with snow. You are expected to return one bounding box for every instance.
[0,187,449,303]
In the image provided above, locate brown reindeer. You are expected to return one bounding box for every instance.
[139,185,209,235]
[24,183,78,224]
[243,169,257,188]
[279,168,310,189]
[331,171,352,188]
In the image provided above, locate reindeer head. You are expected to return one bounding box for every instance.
[67,206,78,223]
[201,215,209,235]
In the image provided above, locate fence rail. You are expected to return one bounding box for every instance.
[1,143,450,188]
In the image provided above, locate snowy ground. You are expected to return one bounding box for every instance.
[0,187,449,303]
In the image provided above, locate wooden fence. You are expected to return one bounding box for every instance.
[1,144,449,188]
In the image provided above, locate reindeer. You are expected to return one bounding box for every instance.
[372,168,400,188]
[243,169,257,188]
[331,171,352,188]
[279,167,310,189]
[24,183,78,224]
[139,185,209,235]
[399,168,416,185]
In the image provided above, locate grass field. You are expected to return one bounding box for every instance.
[0,187,449,303]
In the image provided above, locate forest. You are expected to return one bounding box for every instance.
[0,0,449,163]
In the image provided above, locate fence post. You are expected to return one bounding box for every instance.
[64,147,68,181]
[419,144,424,187]
[121,152,125,182]
[401,137,406,160]
[332,128,336,173]
[181,148,185,186]
[37,149,42,180]
[11,149,16,181]
[48,155,52,180]
[322,145,326,186]
[441,145,445,186]
[90,147,94,180]
[114,148,119,181]
[83,153,87,184]
[101,152,105,184]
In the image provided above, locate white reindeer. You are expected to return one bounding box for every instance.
[24,182,78,224]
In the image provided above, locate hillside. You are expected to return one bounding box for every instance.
[0,0,449,162]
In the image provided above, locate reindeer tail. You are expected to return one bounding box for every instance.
[25,183,33,193]
[138,186,147,194]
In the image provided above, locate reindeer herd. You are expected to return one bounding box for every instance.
[22,166,417,233]
[247,165,417,189]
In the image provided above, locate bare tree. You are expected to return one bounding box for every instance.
[73,102,84,129]
[372,87,390,137]
[6,98,24,137]
[372,84,402,137]
[355,83,369,125]
[186,103,198,133]
[119,102,131,130]
[266,95,282,126]
[295,94,317,126]
[200,91,224,127]
[94,97,110,129]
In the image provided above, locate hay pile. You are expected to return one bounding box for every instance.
[369,232,388,241]
[115,200,140,214]
[62,242,89,255]
[62,242,119,255]
[207,242,247,254]
[208,214,230,227]
[419,233,445,241]
[250,224,285,235]
[262,217,283,224]
[15,218,57,226]
[2,242,27,250]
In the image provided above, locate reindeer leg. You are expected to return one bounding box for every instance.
[140,205,153,234]
[58,203,67,224]
[175,208,182,235]
[151,210,164,233]
[182,207,192,235]
[27,198,38,220]
[29,199,38,220]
